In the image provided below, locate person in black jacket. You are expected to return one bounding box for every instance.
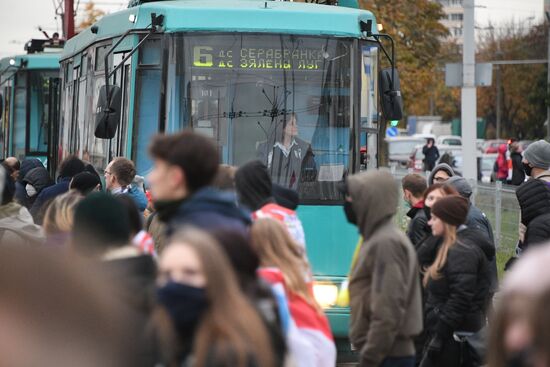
[21,166,54,208]
[422,138,440,172]
[13,158,43,208]
[516,178,550,250]
[402,173,429,248]
[421,195,493,367]
[509,142,525,186]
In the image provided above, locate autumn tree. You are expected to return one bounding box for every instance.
[358,0,450,121]
[77,2,106,32]
[477,22,548,139]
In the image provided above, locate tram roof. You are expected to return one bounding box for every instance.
[0,53,61,72]
[61,0,376,60]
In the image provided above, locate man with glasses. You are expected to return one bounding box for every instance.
[104,157,147,213]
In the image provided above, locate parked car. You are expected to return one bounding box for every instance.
[482,139,507,153]
[386,137,426,168]
[436,135,462,146]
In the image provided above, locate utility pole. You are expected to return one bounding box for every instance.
[462,0,477,180]
[496,40,503,140]
[63,0,75,40]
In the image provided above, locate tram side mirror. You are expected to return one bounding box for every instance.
[95,85,122,139]
[379,68,403,121]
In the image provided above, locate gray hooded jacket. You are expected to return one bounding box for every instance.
[348,170,422,367]
[427,163,455,186]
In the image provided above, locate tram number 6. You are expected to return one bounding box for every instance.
[193,46,213,67]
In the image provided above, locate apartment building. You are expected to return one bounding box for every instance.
[436,0,464,45]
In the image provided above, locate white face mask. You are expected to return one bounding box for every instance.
[25,184,37,197]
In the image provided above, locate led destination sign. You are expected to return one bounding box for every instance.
[192,45,326,70]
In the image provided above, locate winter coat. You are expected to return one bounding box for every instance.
[427,163,455,186]
[30,177,72,224]
[165,187,251,236]
[424,227,493,338]
[510,151,525,185]
[22,166,54,208]
[347,171,422,367]
[14,158,44,208]
[0,202,44,245]
[406,203,429,248]
[100,247,157,366]
[125,186,148,212]
[422,227,493,367]
[516,178,550,249]
[146,212,167,254]
[465,204,499,293]
[495,144,509,180]
[422,145,440,171]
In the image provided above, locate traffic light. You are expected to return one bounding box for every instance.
[390,120,399,127]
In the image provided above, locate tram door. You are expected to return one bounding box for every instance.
[47,77,61,177]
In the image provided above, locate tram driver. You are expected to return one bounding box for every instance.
[257,113,317,190]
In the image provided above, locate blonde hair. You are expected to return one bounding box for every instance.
[43,190,83,235]
[423,222,457,287]
[165,229,274,367]
[250,218,320,312]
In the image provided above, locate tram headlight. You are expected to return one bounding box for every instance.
[377,23,384,32]
[313,282,339,309]
[9,59,15,66]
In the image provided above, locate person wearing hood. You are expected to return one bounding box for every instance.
[495,144,509,183]
[0,167,44,245]
[21,166,54,207]
[147,131,251,236]
[420,195,494,367]
[346,170,422,367]
[235,160,306,250]
[14,158,44,208]
[104,157,147,212]
[515,178,550,250]
[427,163,455,186]
[30,155,85,224]
[445,176,499,297]
[509,142,525,186]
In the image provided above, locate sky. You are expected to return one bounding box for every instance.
[0,0,545,59]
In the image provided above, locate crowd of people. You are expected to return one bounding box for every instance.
[2,132,550,367]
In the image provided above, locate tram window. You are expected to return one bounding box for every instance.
[176,34,353,202]
[95,45,110,71]
[360,43,379,129]
[28,71,58,154]
[139,39,161,66]
[12,72,27,160]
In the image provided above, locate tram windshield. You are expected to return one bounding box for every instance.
[168,34,355,202]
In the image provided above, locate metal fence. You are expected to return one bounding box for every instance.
[393,170,520,276]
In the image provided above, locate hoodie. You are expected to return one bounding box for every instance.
[0,202,44,245]
[14,158,44,208]
[347,170,422,367]
[427,163,456,186]
[166,187,251,236]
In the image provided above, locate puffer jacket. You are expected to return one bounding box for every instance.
[516,178,550,249]
[424,227,494,339]
[347,170,422,367]
[0,202,44,245]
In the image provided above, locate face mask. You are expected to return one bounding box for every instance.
[523,162,533,177]
[423,205,432,221]
[343,201,357,225]
[157,282,208,339]
[25,184,37,197]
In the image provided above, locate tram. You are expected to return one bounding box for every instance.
[58,0,403,359]
[0,39,63,174]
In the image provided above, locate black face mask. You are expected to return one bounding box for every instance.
[523,162,533,177]
[423,205,432,221]
[343,201,357,225]
[156,282,208,339]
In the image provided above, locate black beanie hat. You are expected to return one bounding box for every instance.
[431,195,469,226]
[235,160,273,211]
[73,192,130,255]
[70,172,101,195]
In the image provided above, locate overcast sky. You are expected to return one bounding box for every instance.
[0,0,544,59]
